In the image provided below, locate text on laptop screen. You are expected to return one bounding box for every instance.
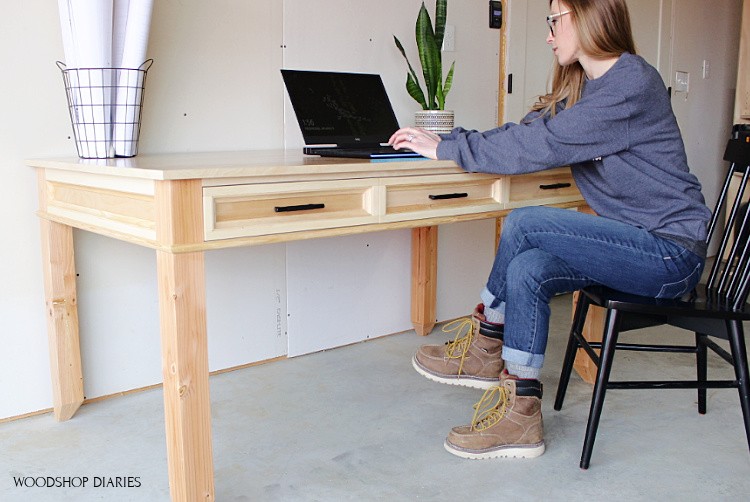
[281,70,401,146]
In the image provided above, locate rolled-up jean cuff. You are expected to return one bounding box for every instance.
[481,287,504,312]
[502,346,545,369]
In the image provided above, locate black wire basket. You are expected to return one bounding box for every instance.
[57,59,153,159]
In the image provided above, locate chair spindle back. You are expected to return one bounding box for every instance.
[705,139,750,310]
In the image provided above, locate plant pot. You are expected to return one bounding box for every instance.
[414,110,455,134]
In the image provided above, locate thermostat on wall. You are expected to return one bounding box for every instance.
[489,1,502,29]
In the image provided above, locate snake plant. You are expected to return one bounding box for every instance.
[394,0,455,110]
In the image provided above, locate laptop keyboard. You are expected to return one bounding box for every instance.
[305,146,420,158]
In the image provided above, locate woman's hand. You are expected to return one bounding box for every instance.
[388,127,442,160]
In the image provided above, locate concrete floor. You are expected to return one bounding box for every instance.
[2,293,750,501]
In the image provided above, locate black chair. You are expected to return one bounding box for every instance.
[555,137,750,469]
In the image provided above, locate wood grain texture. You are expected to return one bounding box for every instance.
[155,179,215,501]
[38,169,84,422]
[411,226,438,336]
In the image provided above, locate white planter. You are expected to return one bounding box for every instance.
[414,110,455,134]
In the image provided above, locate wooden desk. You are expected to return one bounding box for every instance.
[28,151,585,501]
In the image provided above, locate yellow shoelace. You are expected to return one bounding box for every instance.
[470,384,509,431]
[441,317,475,375]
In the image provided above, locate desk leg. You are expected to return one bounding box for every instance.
[571,291,605,385]
[157,249,215,501]
[39,219,84,421]
[411,226,438,336]
[495,216,505,251]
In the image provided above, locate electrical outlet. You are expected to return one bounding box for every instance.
[442,24,455,52]
[675,71,690,93]
[702,59,710,79]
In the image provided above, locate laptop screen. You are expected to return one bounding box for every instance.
[281,69,402,147]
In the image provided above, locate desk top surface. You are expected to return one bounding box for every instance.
[27,150,465,181]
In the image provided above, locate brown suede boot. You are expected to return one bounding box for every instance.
[412,304,504,389]
[444,372,545,459]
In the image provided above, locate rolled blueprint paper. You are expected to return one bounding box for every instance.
[58,0,114,158]
[113,0,154,157]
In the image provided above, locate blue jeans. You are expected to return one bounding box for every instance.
[480,206,705,370]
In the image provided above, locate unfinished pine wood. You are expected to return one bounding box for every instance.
[735,0,750,122]
[196,207,516,252]
[571,290,606,385]
[204,179,380,240]
[496,0,508,125]
[39,218,84,421]
[157,250,213,501]
[506,168,580,207]
[495,216,505,253]
[384,176,502,220]
[38,169,84,422]
[39,169,158,247]
[27,150,462,182]
[29,155,584,253]
[48,182,154,225]
[411,226,438,336]
[45,181,156,239]
[44,168,156,195]
[155,179,214,502]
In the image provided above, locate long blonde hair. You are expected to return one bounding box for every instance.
[531,0,637,117]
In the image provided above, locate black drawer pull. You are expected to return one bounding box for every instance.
[539,182,571,190]
[428,192,469,200]
[274,203,325,213]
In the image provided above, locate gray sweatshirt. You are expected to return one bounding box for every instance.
[437,52,711,257]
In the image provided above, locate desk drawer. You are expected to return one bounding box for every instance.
[382,174,502,222]
[203,180,379,240]
[507,168,580,207]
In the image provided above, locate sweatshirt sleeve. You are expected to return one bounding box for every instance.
[437,89,632,174]
[439,122,514,140]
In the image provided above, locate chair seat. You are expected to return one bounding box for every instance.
[582,283,750,321]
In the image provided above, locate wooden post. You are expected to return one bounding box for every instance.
[495,216,505,251]
[411,226,438,336]
[497,0,508,125]
[155,179,215,501]
[39,218,84,421]
[37,168,84,421]
[571,291,606,384]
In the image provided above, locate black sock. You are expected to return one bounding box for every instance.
[478,319,504,340]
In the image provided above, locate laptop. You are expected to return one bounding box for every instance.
[281,69,422,159]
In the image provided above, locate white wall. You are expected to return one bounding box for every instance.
[504,0,702,119]
[669,0,743,217]
[0,0,74,419]
[0,0,501,420]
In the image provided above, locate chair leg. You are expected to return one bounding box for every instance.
[555,292,590,411]
[726,320,750,453]
[696,332,707,415]
[580,307,620,470]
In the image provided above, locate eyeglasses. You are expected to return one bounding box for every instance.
[546,10,571,36]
